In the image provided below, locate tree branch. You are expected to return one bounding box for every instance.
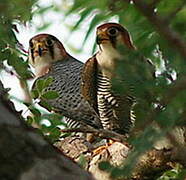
[61,126,128,143]
[123,0,186,59]
[0,81,93,180]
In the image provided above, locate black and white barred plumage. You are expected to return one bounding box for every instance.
[97,72,135,134]
[81,23,137,135]
[82,56,135,135]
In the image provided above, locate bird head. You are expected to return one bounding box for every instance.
[96,23,136,51]
[28,34,67,77]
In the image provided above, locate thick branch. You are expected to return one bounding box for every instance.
[61,126,127,143]
[0,81,93,180]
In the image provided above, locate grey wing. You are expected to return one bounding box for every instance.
[52,92,102,129]
[34,58,102,129]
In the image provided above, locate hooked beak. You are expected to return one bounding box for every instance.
[35,42,45,56]
[96,31,109,45]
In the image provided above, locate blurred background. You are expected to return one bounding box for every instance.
[1,0,186,178]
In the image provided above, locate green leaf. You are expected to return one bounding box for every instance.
[29,107,41,117]
[45,114,64,126]
[78,154,87,169]
[36,79,45,93]
[36,77,54,94]
[48,127,61,142]
[44,77,53,87]
[31,89,39,99]
[39,99,53,111]
[41,124,51,133]
[99,161,113,171]
[26,116,34,125]
[33,115,42,124]
[42,91,59,99]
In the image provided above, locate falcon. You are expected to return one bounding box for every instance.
[82,23,138,135]
[28,33,102,130]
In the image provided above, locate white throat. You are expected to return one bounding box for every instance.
[96,43,121,78]
[29,43,63,78]
[31,55,52,77]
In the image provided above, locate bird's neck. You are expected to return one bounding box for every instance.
[96,43,121,78]
[33,56,52,78]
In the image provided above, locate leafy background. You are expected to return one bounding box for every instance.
[1,0,186,179]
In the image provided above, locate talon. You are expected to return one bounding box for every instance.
[92,139,116,155]
[93,144,109,155]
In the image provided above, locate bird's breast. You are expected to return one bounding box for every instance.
[96,47,121,78]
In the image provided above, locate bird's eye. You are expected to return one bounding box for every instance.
[29,41,34,49]
[46,39,53,46]
[107,27,119,36]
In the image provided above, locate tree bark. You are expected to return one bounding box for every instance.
[55,134,186,180]
[0,81,94,180]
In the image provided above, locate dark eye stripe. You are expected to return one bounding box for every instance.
[48,43,54,59]
[29,41,34,48]
[30,48,35,63]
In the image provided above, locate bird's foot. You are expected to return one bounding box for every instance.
[92,139,131,156]
[92,139,116,155]
[92,144,109,155]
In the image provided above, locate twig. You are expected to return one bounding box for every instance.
[61,126,128,143]
[125,0,186,59]
[166,1,186,22]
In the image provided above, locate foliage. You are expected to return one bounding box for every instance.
[157,164,186,180]
[65,0,186,178]
[26,106,64,142]
[0,0,35,79]
[1,0,186,179]
[27,77,64,142]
